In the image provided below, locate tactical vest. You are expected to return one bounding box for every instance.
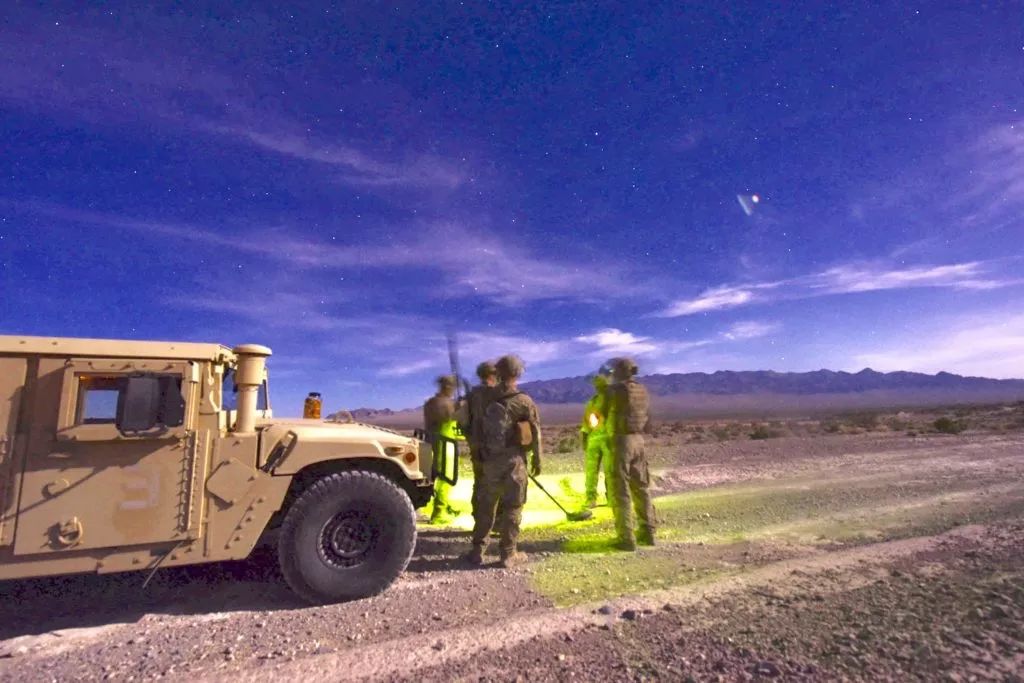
[617,380,649,434]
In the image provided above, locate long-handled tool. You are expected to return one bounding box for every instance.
[530,474,594,522]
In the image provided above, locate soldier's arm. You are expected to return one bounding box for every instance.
[641,385,652,433]
[530,401,543,473]
[422,398,434,430]
[458,389,474,435]
[605,386,621,434]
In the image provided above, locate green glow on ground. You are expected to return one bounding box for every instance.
[419,459,1024,607]
[421,471,605,531]
[533,469,1024,605]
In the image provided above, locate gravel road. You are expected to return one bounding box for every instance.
[0,432,1021,682]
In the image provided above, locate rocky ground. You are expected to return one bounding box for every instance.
[0,427,1022,682]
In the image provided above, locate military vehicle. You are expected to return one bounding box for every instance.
[0,335,456,603]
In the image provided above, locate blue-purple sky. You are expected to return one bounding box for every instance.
[2,3,1022,412]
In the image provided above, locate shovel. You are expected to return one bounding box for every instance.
[529,474,594,522]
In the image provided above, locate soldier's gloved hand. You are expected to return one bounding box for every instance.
[529,457,541,477]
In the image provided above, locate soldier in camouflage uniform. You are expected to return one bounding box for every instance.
[605,357,656,550]
[462,355,542,568]
[459,361,499,524]
[580,373,611,508]
[423,375,464,525]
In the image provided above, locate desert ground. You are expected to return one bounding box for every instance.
[1,403,1022,682]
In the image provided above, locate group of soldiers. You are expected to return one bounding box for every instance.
[422,354,655,568]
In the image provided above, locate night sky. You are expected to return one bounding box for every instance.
[2,3,1022,412]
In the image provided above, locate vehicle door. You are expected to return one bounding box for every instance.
[14,357,202,555]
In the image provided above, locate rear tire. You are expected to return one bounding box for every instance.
[278,470,416,604]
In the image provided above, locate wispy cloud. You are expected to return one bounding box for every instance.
[367,330,571,380]
[575,328,659,356]
[459,332,570,366]
[959,121,1024,230]
[660,260,1017,317]
[854,313,1024,379]
[809,262,1005,294]
[660,285,761,317]
[205,125,466,190]
[722,321,780,340]
[18,203,641,306]
[380,360,438,378]
[0,19,464,192]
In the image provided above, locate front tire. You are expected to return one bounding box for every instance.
[278,470,417,604]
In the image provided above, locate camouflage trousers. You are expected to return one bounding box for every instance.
[471,450,527,554]
[470,448,505,528]
[606,434,656,542]
[584,434,611,503]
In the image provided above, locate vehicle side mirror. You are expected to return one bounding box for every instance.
[116,375,163,435]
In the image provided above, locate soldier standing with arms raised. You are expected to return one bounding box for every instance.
[423,375,464,525]
[462,355,542,568]
[605,357,656,550]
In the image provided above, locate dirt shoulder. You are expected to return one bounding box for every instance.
[389,522,1024,682]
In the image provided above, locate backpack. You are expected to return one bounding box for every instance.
[623,381,650,433]
[482,392,520,452]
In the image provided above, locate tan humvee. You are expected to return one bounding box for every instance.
[0,335,448,604]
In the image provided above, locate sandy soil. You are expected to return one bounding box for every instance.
[0,430,1021,682]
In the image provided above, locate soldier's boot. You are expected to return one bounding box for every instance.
[636,526,656,547]
[461,544,484,566]
[584,495,598,509]
[612,536,637,552]
[429,507,454,525]
[498,548,526,569]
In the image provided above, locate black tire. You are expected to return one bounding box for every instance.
[278,470,416,604]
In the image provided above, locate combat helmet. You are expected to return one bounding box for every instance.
[476,361,497,380]
[495,354,525,381]
[610,357,639,380]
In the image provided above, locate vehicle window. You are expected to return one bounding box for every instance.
[220,369,267,411]
[222,368,237,410]
[258,379,269,411]
[76,376,125,424]
[74,373,185,427]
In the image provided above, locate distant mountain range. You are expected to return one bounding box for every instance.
[516,368,1024,404]
[332,369,1024,423]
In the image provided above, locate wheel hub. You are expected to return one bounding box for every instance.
[320,511,375,568]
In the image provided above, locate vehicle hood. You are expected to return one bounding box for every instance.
[257,418,416,446]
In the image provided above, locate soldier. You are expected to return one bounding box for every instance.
[459,361,498,522]
[462,354,542,568]
[605,357,656,550]
[461,361,498,458]
[423,375,464,525]
[580,373,611,508]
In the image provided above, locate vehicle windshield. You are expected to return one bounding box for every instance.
[221,366,268,411]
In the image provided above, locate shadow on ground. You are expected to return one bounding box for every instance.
[0,529,487,640]
[0,542,303,640]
